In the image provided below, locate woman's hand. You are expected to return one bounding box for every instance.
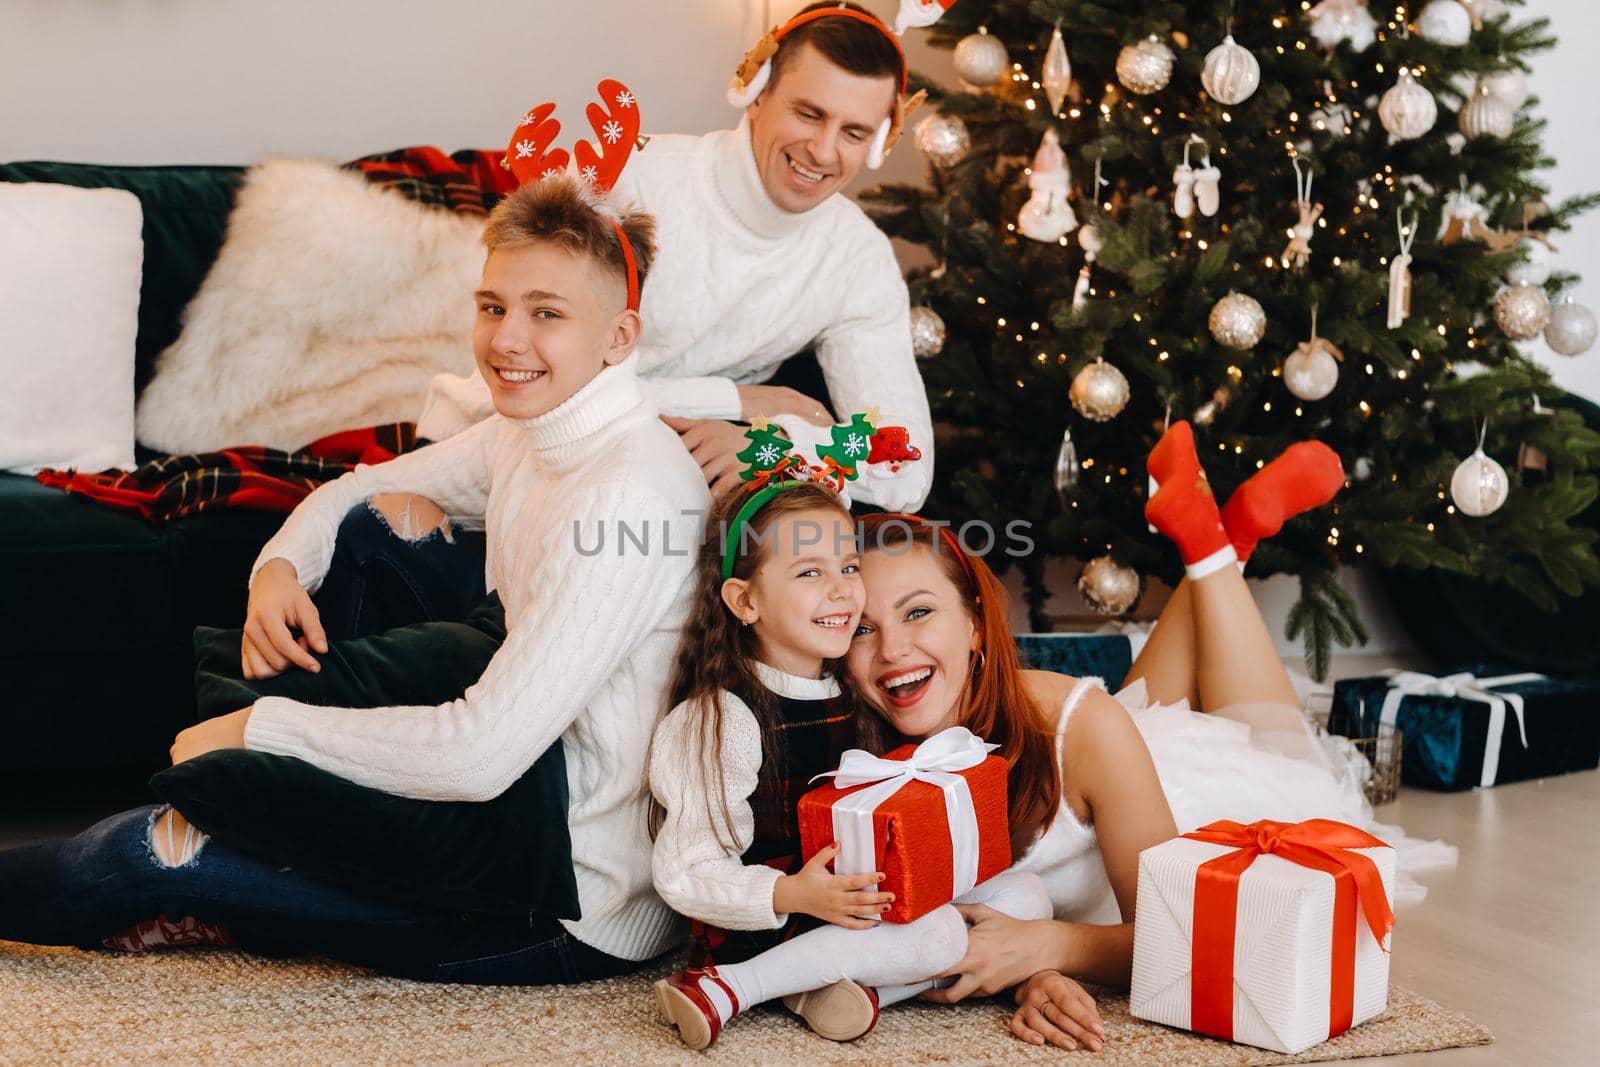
[736,384,834,427]
[921,904,1060,1003]
[171,708,252,765]
[1011,970,1106,1051]
[243,558,327,679]
[772,843,895,929]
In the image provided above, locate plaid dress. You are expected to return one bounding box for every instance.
[688,680,857,968]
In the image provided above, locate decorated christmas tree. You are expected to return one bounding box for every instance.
[867,0,1600,675]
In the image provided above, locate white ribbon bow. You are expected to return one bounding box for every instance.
[1381,669,1543,787]
[814,726,998,899]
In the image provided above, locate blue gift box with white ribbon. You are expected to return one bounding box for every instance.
[1330,667,1600,791]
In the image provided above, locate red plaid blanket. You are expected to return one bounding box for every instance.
[36,424,416,524]
[345,146,516,216]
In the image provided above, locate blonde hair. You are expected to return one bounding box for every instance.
[482,174,656,303]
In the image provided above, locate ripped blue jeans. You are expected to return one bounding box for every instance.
[0,805,635,985]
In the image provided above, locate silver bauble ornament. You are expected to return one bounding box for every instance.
[1545,299,1599,356]
[1078,223,1103,256]
[1209,292,1268,349]
[1078,555,1142,615]
[914,113,971,168]
[1069,358,1130,422]
[1459,88,1514,139]
[909,305,946,359]
[1495,284,1552,340]
[1450,448,1509,517]
[1417,0,1474,46]
[954,31,1009,88]
[1202,35,1261,105]
[1284,337,1344,401]
[1115,36,1175,95]
[1505,236,1552,287]
[1481,66,1529,110]
[1379,69,1437,140]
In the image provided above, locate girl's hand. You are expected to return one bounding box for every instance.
[773,843,895,929]
[922,904,1057,1002]
[1011,970,1106,1051]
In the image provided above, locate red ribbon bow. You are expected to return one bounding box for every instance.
[1182,819,1395,1042]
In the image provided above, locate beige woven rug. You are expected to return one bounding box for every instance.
[0,943,1491,1066]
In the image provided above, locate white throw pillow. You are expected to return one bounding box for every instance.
[0,183,142,474]
[135,158,485,454]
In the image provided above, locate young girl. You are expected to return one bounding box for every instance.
[648,479,1061,1051]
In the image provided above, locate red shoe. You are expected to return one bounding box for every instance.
[782,979,881,1042]
[654,966,739,1051]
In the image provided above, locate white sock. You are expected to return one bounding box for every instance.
[713,904,968,1012]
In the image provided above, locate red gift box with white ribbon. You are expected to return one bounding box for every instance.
[796,727,1010,924]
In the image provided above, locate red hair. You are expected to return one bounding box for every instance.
[856,515,1062,856]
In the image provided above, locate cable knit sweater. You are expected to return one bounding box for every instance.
[244,361,709,961]
[417,119,933,511]
[648,662,842,931]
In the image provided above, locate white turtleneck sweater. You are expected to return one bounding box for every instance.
[417,120,933,511]
[243,361,709,961]
[648,662,842,932]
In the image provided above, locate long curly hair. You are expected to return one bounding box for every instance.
[853,515,1062,857]
[647,480,855,848]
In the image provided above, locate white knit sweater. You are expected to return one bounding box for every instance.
[648,662,842,931]
[244,360,710,961]
[417,120,933,511]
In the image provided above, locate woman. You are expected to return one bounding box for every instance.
[844,424,1451,1051]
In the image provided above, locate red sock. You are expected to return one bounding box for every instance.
[1221,441,1345,562]
[1145,422,1236,577]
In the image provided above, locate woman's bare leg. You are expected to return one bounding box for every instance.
[1188,566,1297,710]
[1124,580,1201,708]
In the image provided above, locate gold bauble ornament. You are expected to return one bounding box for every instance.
[1069,358,1130,422]
[909,305,946,359]
[1459,85,1514,139]
[1494,283,1552,340]
[1201,35,1260,105]
[1115,36,1175,95]
[1208,292,1267,349]
[1378,69,1437,140]
[1078,555,1142,615]
[914,113,971,168]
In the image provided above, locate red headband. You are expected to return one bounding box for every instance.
[612,220,640,312]
[774,7,909,94]
[875,513,977,587]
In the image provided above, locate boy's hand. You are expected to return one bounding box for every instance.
[736,385,834,428]
[242,558,328,679]
[772,843,894,929]
[1010,970,1106,1051]
[661,417,754,502]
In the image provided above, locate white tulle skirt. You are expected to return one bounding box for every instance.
[1114,679,1457,906]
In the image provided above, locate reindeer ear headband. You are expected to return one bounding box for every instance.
[501,80,644,310]
[726,2,959,170]
[721,410,925,579]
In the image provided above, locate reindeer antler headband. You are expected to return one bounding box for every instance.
[727,2,960,170]
[501,79,644,310]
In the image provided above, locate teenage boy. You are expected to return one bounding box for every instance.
[162,174,710,981]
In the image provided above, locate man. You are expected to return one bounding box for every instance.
[419,1,935,510]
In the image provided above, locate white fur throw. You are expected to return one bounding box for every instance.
[135,158,485,453]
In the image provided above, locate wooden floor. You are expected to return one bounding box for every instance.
[1,770,1595,1064]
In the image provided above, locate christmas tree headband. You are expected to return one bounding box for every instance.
[721,410,923,579]
[501,80,643,310]
[726,2,960,169]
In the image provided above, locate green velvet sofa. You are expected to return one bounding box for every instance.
[1,161,284,774]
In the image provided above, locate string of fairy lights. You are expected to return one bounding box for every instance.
[905,1,1591,592]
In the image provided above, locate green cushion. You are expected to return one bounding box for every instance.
[0,161,243,398]
[150,601,580,920]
